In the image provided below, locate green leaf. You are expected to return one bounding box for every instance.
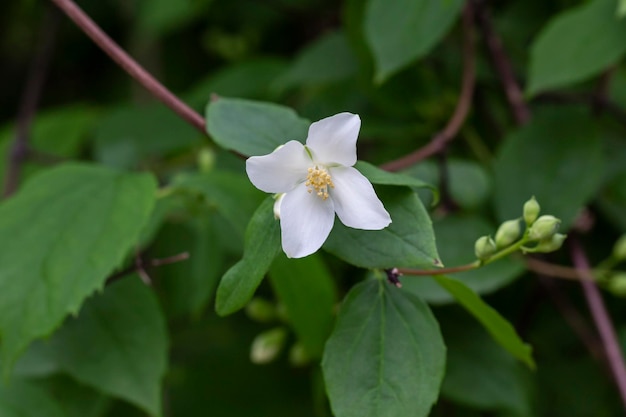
[403,215,525,304]
[94,103,202,169]
[364,0,464,82]
[356,161,434,190]
[441,313,531,416]
[404,159,491,209]
[619,0,626,18]
[206,97,310,157]
[322,279,446,417]
[215,197,281,316]
[432,275,535,369]
[275,30,358,90]
[0,163,157,371]
[155,218,224,317]
[0,379,67,417]
[324,186,440,268]
[493,107,604,230]
[171,170,264,238]
[186,58,288,106]
[527,0,626,96]
[269,253,337,358]
[46,278,167,417]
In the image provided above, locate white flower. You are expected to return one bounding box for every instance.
[246,112,391,258]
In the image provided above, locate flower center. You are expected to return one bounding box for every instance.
[305,165,334,200]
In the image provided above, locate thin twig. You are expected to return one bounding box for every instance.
[106,252,190,285]
[3,7,60,197]
[50,0,206,134]
[525,257,589,281]
[473,0,530,125]
[570,236,626,410]
[380,2,476,172]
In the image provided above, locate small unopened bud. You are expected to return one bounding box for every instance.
[528,215,561,241]
[607,273,626,297]
[475,235,497,261]
[495,219,522,248]
[532,233,567,253]
[245,297,276,323]
[612,235,626,260]
[197,148,216,173]
[288,343,310,367]
[523,196,540,225]
[250,327,287,364]
[273,193,285,219]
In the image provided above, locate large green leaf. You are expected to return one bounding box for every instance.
[0,379,67,417]
[94,103,202,169]
[322,279,446,417]
[171,170,264,238]
[269,254,337,358]
[0,163,157,371]
[275,30,358,90]
[493,107,604,230]
[441,314,531,416]
[206,97,310,157]
[45,278,167,417]
[324,186,440,268]
[364,0,464,82]
[527,0,626,96]
[215,197,281,316]
[433,275,535,369]
[403,215,524,303]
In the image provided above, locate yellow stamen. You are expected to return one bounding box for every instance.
[305,165,334,200]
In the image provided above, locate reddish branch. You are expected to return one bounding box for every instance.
[50,0,206,134]
[380,2,476,172]
[473,0,530,125]
[3,8,60,197]
[571,238,626,409]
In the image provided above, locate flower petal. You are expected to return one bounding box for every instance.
[280,184,335,258]
[329,166,391,230]
[245,140,311,193]
[305,113,360,167]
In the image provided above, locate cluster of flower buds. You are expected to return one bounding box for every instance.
[474,196,565,262]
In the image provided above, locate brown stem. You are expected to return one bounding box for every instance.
[106,252,190,285]
[3,7,61,197]
[524,257,589,281]
[50,0,206,134]
[380,2,476,172]
[570,237,626,410]
[473,0,530,125]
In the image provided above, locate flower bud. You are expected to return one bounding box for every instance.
[495,219,522,249]
[245,297,276,323]
[528,215,561,241]
[250,327,287,364]
[475,235,497,261]
[607,273,626,297]
[273,193,285,219]
[612,235,626,260]
[197,147,216,172]
[523,196,540,225]
[288,342,310,367]
[531,233,567,253]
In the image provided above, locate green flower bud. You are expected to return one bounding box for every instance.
[531,233,567,253]
[612,235,626,260]
[475,235,497,261]
[607,273,626,297]
[245,297,276,323]
[528,215,561,241]
[288,342,310,367]
[197,147,216,173]
[250,327,287,364]
[523,196,540,225]
[495,219,522,249]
